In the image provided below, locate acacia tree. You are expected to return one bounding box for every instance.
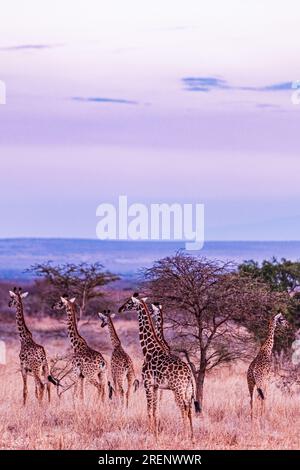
[238,257,300,293]
[238,258,300,341]
[28,262,119,317]
[144,253,287,407]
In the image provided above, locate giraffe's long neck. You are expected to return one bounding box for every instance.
[261,317,277,356]
[107,317,121,348]
[153,310,170,353]
[66,304,87,352]
[137,301,164,361]
[15,299,33,343]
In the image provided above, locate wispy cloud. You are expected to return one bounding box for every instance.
[182,77,228,92]
[72,97,138,105]
[182,76,293,93]
[256,103,280,109]
[240,82,293,92]
[0,44,62,51]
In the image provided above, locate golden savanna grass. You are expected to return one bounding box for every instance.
[0,316,299,450]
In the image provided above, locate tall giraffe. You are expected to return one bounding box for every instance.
[247,312,288,419]
[150,303,170,353]
[150,303,170,404]
[119,293,200,440]
[98,309,139,407]
[53,296,108,401]
[8,287,58,405]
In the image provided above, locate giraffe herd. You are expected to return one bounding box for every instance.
[7,287,289,441]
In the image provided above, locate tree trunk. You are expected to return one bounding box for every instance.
[195,351,207,410]
[195,369,205,409]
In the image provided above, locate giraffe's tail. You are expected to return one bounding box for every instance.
[48,375,61,387]
[194,400,201,414]
[188,372,201,415]
[108,381,114,400]
[133,379,140,392]
[186,378,201,415]
[257,388,265,400]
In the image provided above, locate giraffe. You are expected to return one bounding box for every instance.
[98,309,139,408]
[53,296,108,401]
[118,293,200,440]
[247,312,288,420]
[8,287,58,405]
[150,303,170,405]
[150,303,170,353]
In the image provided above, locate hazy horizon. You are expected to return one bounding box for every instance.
[1,238,300,281]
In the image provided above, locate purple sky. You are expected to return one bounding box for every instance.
[0,1,300,240]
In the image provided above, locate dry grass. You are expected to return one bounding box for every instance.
[0,317,299,450]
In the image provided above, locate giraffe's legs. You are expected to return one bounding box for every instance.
[88,372,107,402]
[33,372,45,403]
[152,385,159,439]
[99,371,108,401]
[248,382,254,421]
[256,380,267,423]
[187,402,194,442]
[21,368,28,406]
[111,376,123,407]
[88,378,103,397]
[145,384,154,433]
[115,380,125,407]
[258,391,266,424]
[79,376,84,400]
[112,376,118,401]
[185,383,194,441]
[74,374,85,401]
[73,378,78,399]
[157,390,164,432]
[247,369,253,416]
[46,383,51,403]
[126,369,134,408]
[258,396,264,420]
[42,363,51,403]
[174,390,191,440]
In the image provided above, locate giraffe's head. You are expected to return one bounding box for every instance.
[150,302,163,323]
[118,292,148,313]
[8,287,28,308]
[274,312,289,328]
[98,309,115,328]
[52,295,76,311]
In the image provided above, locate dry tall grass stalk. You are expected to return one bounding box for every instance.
[0,318,299,450]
